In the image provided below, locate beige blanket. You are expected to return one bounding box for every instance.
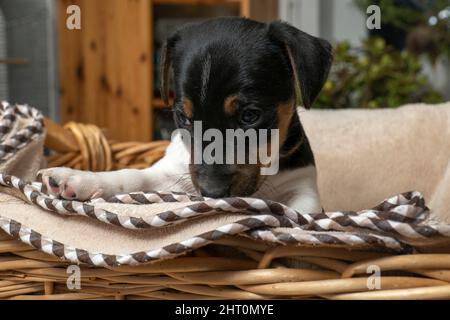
[302,103,450,221]
[0,101,449,267]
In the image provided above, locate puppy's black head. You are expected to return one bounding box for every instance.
[161,17,332,198]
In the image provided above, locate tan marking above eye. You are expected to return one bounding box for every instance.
[183,97,193,119]
[224,95,239,116]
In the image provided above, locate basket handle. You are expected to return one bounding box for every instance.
[43,117,79,153]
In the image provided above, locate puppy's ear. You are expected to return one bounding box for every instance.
[160,35,179,107]
[268,21,333,109]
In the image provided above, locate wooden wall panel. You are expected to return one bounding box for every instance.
[58,0,152,142]
[240,0,278,22]
[58,0,84,124]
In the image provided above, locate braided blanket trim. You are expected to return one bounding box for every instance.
[0,210,405,267]
[247,228,406,250]
[0,101,44,163]
[111,190,441,239]
[1,173,450,250]
[0,174,433,234]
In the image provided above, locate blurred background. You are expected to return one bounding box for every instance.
[0,0,449,142]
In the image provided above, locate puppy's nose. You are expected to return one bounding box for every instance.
[194,164,233,198]
[199,186,230,198]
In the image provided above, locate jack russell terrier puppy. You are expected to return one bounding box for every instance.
[39,17,332,214]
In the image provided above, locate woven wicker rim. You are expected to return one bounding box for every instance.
[1,231,450,300]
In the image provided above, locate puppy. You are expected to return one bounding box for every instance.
[39,17,332,213]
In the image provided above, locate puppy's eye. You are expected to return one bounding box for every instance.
[239,108,261,126]
[175,110,191,126]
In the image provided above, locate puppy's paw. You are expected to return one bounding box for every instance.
[37,167,103,201]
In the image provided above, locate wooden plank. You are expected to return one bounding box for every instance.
[58,0,84,124]
[116,0,152,141]
[239,0,250,16]
[58,0,152,142]
[82,0,104,129]
[240,0,278,22]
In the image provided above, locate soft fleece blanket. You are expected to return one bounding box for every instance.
[0,101,449,267]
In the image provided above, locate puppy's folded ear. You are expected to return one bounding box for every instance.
[268,21,333,109]
[160,34,180,107]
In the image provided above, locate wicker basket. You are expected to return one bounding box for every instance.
[0,119,449,300]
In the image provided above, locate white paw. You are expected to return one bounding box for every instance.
[37,167,104,200]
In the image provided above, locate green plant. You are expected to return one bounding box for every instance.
[315,37,443,109]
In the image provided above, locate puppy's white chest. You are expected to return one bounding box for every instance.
[255,165,321,213]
